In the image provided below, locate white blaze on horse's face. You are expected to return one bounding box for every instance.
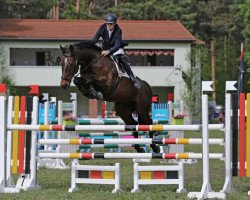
[60,55,76,90]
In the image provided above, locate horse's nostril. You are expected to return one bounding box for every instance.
[61,83,70,90]
[60,83,66,90]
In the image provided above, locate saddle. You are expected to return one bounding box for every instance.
[111,55,126,74]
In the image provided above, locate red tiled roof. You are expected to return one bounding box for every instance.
[0,19,195,41]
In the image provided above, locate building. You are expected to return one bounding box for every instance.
[0,19,195,116]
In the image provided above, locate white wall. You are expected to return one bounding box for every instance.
[1,40,191,102]
[9,66,61,86]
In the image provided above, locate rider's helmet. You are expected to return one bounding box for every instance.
[104,13,117,24]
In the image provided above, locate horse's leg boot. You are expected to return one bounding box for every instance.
[89,85,103,100]
[73,77,90,97]
[150,144,160,153]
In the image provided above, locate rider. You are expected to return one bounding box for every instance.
[91,13,141,89]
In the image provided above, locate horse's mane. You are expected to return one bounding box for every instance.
[74,40,102,51]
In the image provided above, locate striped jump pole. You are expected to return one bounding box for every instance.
[78,144,148,149]
[77,118,169,125]
[7,124,224,132]
[51,118,169,125]
[38,138,224,145]
[78,131,168,137]
[38,152,224,160]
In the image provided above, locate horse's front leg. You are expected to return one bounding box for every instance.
[73,76,91,97]
[74,74,103,100]
[133,131,146,153]
[149,131,160,153]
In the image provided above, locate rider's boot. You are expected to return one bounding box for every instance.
[123,64,141,89]
[89,85,104,100]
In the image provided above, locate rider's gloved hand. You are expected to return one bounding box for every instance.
[101,50,110,56]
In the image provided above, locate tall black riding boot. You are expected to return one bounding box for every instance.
[119,56,141,89]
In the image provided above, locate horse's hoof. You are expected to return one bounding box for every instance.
[136,148,145,153]
[151,145,160,153]
[134,145,145,153]
[153,131,160,136]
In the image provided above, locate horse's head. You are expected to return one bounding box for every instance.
[60,44,79,90]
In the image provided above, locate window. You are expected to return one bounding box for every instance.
[10,48,60,66]
[36,51,50,66]
[126,49,174,66]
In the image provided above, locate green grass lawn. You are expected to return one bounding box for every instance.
[2,130,250,200]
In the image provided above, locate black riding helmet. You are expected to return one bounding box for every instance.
[104,13,117,24]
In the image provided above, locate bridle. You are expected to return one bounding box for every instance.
[61,50,110,83]
[61,53,79,83]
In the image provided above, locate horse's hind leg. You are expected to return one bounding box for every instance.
[136,100,160,154]
[114,102,145,153]
[137,116,160,153]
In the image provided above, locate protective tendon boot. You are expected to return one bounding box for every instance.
[89,85,103,100]
[120,57,141,89]
[73,77,90,97]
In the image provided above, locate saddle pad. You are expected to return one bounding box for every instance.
[110,56,130,78]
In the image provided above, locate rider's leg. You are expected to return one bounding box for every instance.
[116,54,141,89]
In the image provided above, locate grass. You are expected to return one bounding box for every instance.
[2,130,250,200]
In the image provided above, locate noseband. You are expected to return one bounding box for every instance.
[61,53,79,83]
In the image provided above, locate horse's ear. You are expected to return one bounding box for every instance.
[69,44,74,52]
[60,45,66,54]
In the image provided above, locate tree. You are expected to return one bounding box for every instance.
[240,0,250,89]
[0,0,57,19]
[0,48,15,96]
[181,43,211,123]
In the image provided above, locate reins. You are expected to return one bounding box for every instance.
[77,54,103,75]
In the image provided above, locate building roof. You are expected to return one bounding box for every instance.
[0,19,195,41]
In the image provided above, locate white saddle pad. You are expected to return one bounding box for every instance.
[111,56,129,78]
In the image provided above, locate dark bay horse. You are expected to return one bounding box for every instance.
[59,41,160,153]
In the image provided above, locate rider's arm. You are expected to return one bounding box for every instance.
[108,29,122,55]
[91,25,103,44]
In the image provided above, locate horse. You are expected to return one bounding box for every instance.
[59,41,160,153]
